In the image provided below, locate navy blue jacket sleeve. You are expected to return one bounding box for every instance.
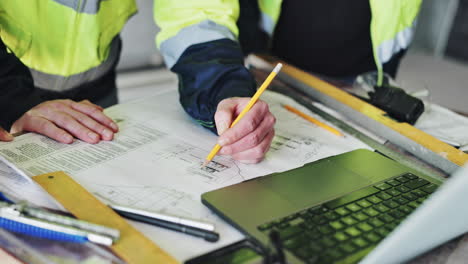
[171,38,257,133]
[0,39,44,130]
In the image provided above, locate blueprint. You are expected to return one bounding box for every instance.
[0,87,371,261]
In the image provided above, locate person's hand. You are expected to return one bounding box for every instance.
[11,99,118,144]
[0,126,13,141]
[214,97,276,164]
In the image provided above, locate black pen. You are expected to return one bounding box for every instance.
[108,204,220,242]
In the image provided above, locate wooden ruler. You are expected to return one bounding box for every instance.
[33,171,178,264]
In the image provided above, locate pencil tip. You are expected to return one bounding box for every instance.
[201,160,210,168]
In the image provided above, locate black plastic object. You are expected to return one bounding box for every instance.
[185,239,264,264]
[369,84,425,124]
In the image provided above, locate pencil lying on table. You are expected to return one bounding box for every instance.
[202,63,283,167]
[283,104,344,137]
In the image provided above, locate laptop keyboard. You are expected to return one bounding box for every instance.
[257,173,439,264]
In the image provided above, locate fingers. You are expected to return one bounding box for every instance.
[14,114,73,143]
[72,100,118,132]
[80,99,104,111]
[11,99,118,144]
[0,127,13,141]
[39,110,101,143]
[230,130,275,163]
[214,97,276,164]
[219,112,276,155]
[61,107,114,141]
[217,99,270,146]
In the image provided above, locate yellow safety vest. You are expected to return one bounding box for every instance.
[0,0,137,90]
[155,0,422,84]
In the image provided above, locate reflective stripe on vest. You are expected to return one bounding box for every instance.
[154,0,420,78]
[0,0,137,83]
[369,0,421,84]
[52,0,103,14]
[30,36,120,91]
[160,20,236,69]
[258,0,282,35]
[259,12,275,35]
[377,24,415,65]
[154,0,240,68]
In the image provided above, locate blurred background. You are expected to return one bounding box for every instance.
[116,0,468,114]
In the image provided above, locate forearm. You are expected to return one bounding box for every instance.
[171,38,257,132]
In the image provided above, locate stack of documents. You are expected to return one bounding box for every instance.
[0,87,370,261]
[415,103,468,150]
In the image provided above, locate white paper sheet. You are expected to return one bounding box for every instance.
[0,87,370,261]
[0,161,61,210]
[415,103,468,147]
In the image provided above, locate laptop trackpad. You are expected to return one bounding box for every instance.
[262,160,372,209]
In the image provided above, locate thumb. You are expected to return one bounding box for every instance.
[0,127,14,141]
[214,98,240,136]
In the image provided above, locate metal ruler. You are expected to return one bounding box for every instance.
[33,171,178,264]
[252,57,468,175]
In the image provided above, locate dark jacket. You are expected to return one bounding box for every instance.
[0,39,43,130]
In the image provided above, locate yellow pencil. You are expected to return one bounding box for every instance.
[202,63,283,167]
[283,104,344,137]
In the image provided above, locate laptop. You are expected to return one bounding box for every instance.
[202,149,468,263]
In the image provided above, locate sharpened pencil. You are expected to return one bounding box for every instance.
[202,63,283,167]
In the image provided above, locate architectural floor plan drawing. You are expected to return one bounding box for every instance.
[150,143,242,185]
[0,87,371,261]
[91,184,209,220]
